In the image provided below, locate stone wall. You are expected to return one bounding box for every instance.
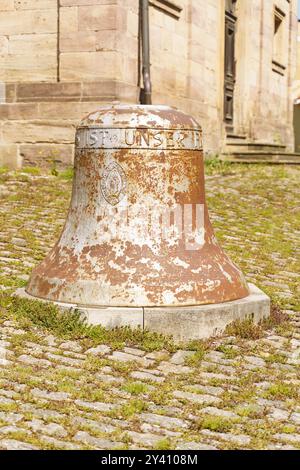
[234,0,296,150]
[0,1,57,82]
[0,0,297,169]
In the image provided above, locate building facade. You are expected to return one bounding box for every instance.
[0,0,298,169]
[293,19,300,152]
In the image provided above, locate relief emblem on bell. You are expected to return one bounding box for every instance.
[101,162,127,206]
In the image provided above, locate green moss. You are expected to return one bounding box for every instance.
[265,353,287,364]
[204,157,235,176]
[112,399,147,419]
[236,405,264,419]
[264,383,298,400]
[21,167,41,176]
[216,345,240,359]
[122,382,149,395]
[155,438,173,450]
[281,425,296,434]
[0,293,176,352]
[197,415,236,433]
[185,349,206,367]
[226,318,263,340]
[58,167,74,180]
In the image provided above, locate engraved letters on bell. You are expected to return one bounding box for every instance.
[26,105,249,308]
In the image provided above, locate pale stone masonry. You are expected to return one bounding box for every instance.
[0,0,298,168]
[293,20,300,152]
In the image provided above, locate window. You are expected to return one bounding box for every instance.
[272,6,286,75]
[149,0,182,19]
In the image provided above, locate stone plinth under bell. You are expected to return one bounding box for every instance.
[16,284,270,341]
[17,105,270,340]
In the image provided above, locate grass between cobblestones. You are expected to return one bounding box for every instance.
[0,161,299,450]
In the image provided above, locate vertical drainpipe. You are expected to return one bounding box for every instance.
[140,0,152,104]
[57,0,60,82]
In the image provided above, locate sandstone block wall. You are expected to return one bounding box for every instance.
[0,0,297,169]
[0,0,58,82]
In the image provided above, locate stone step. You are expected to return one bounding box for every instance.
[221,152,300,164]
[225,142,287,153]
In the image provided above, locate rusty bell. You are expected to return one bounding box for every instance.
[26,105,249,307]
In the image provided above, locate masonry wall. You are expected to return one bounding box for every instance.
[147,0,224,156]
[234,0,296,150]
[0,0,297,169]
[0,1,57,82]
[0,0,138,169]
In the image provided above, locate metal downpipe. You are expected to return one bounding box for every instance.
[140,0,152,105]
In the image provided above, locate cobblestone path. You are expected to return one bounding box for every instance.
[0,164,299,450]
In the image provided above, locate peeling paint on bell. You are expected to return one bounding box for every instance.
[26,105,249,307]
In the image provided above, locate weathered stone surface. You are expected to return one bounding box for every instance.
[71,416,116,434]
[26,419,67,438]
[158,362,192,375]
[74,400,114,412]
[130,371,165,383]
[201,430,251,446]
[188,385,224,396]
[0,425,31,436]
[201,407,238,419]
[170,350,194,365]
[0,144,20,169]
[0,412,23,424]
[176,441,218,450]
[73,431,121,449]
[173,391,221,405]
[140,413,188,431]
[200,371,233,382]
[18,355,52,368]
[145,351,169,361]
[0,397,14,405]
[31,389,70,402]
[86,345,111,356]
[45,352,84,367]
[39,436,82,450]
[77,5,116,32]
[144,285,270,341]
[59,340,83,353]
[0,166,300,451]
[108,351,153,367]
[268,409,290,422]
[0,10,57,35]
[96,373,124,384]
[0,1,15,12]
[274,434,300,444]
[244,356,266,367]
[2,121,76,144]
[21,405,63,421]
[127,431,163,447]
[290,412,300,425]
[0,439,39,450]
[123,347,145,357]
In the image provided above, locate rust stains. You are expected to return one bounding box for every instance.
[26,104,249,308]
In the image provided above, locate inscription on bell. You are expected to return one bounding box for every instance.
[101,162,127,206]
[76,128,202,150]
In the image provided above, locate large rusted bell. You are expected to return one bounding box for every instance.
[26,105,249,307]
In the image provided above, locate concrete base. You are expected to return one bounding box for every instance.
[15,284,270,341]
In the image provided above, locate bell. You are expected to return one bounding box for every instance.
[26,105,249,308]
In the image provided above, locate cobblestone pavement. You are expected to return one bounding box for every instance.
[0,164,299,450]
